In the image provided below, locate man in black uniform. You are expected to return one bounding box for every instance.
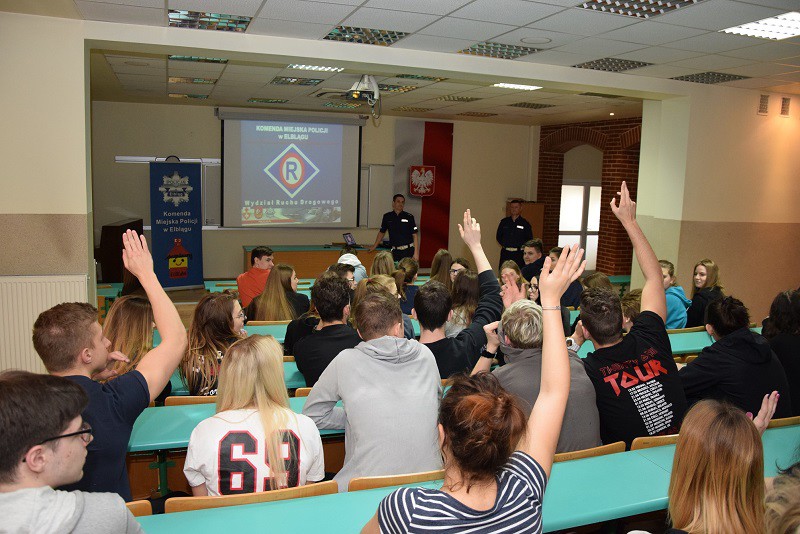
[495,199,532,270]
[370,194,419,262]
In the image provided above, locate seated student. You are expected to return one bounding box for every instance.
[763,289,800,416]
[429,248,453,289]
[352,275,414,341]
[472,299,601,453]
[500,260,526,292]
[247,264,309,321]
[520,238,545,281]
[338,245,367,283]
[667,394,778,534]
[620,288,642,332]
[363,244,585,533]
[369,250,394,277]
[102,295,170,403]
[237,246,274,308]
[581,182,687,449]
[397,257,419,316]
[294,273,362,387]
[686,258,724,328]
[303,292,441,492]
[184,336,324,496]
[444,269,479,338]
[548,247,583,308]
[181,292,246,396]
[766,460,800,534]
[416,210,503,379]
[680,296,793,417]
[0,371,143,532]
[582,272,612,291]
[448,256,472,284]
[32,230,187,500]
[659,259,691,329]
[329,262,357,292]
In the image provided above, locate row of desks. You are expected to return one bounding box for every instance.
[135,424,798,533]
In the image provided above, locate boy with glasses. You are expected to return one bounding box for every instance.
[0,371,142,533]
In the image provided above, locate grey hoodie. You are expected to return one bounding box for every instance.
[337,253,367,283]
[302,336,442,491]
[0,486,142,534]
[493,344,602,454]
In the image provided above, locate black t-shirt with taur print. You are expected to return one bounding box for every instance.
[583,311,687,448]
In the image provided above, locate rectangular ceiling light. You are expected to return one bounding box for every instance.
[324,26,408,46]
[287,64,345,72]
[271,77,324,86]
[437,95,482,102]
[169,55,228,63]
[578,0,706,19]
[492,83,542,91]
[168,10,250,32]
[323,101,363,109]
[720,12,800,40]
[671,72,749,84]
[393,106,434,112]
[248,98,289,104]
[509,102,555,109]
[457,112,498,117]
[169,93,209,99]
[378,84,419,94]
[573,58,652,72]
[459,42,539,60]
[168,76,217,84]
[396,74,449,82]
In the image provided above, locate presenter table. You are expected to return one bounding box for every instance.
[244,245,372,279]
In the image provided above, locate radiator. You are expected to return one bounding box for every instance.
[0,275,89,373]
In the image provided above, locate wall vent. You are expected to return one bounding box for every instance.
[758,94,769,115]
[781,97,791,117]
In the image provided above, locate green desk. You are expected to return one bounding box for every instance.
[634,425,800,478]
[608,274,631,297]
[569,309,580,324]
[96,284,123,298]
[135,450,670,533]
[168,361,305,396]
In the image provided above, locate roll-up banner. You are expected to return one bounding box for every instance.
[149,162,204,289]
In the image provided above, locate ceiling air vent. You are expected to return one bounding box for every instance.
[671,72,749,84]
[577,0,708,19]
[758,94,770,115]
[509,102,555,109]
[573,58,652,72]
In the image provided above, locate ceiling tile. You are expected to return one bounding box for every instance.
[722,77,790,89]
[168,0,265,17]
[111,63,167,75]
[450,0,563,26]
[342,7,440,33]
[246,18,333,38]
[417,17,515,41]
[81,0,164,7]
[391,34,475,53]
[554,37,646,56]
[528,8,638,36]
[669,54,754,70]
[624,64,703,78]
[275,67,338,79]
[598,21,709,46]
[168,82,214,94]
[75,1,164,25]
[720,62,800,77]
[616,46,704,64]
[363,0,472,15]
[719,42,800,61]
[657,0,783,31]
[735,0,800,8]
[663,31,760,54]
[256,0,354,24]
[168,62,227,76]
[221,64,283,76]
[516,49,599,66]
[105,55,166,68]
[318,73,367,89]
[777,55,800,67]
[115,72,166,83]
[489,27,581,48]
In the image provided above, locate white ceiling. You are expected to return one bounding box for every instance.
[6,0,800,124]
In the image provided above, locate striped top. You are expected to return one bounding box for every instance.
[378,451,547,534]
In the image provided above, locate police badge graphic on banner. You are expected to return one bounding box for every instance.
[150,162,204,289]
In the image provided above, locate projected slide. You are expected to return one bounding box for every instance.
[240,120,343,226]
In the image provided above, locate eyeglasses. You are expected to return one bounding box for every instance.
[346,278,356,285]
[449,269,463,275]
[530,284,539,290]
[40,422,93,446]
[235,311,246,320]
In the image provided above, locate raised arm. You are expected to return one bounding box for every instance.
[520,244,585,477]
[122,230,188,402]
[470,321,500,376]
[460,209,491,274]
[611,181,666,322]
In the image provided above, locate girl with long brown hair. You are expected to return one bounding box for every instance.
[247,264,308,321]
[445,269,479,338]
[429,249,453,290]
[686,258,724,328]
[181,292,246,396]
[103,295,154,376]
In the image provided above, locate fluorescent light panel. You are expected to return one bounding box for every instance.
[720,11,800,40]
[492,83,542,91]
[671,71,749,84]
[578,0,706,19]
[271,77,324,86]
[168,76,217,84]
[169,93,209,99]
[169,55,228,63]
[393,106,434,112]
[287,64,344,72]
[324,26,408,46]
[396,74,448,82]
[248,98,289,104]
[460,42,539,60]
[168,10,250,32]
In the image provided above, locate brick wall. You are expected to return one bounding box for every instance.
[537,118,642,275]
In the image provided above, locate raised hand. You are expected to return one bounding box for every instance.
[501,277,526,309]
[749,391,779,435]
[483,321,501,353]
[458,209,482,249]
[539,244,585,305]
[122,229,154,279]
[610,181,636,226]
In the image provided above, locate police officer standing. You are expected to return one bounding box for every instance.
[370,194,419,262]
[496,199,532,270]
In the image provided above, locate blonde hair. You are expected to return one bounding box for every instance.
[766,462,800,534]
[216,335,295,490]
[351,275,397,330]
[659,259,678,287]
[500,260,524,290]
[370,251,395,277]
[692,259,724,297]
[501,300,543,349]
[102,295,153,375]
[668,400,764,534]
[181,293,244,396]
[250,264,296,321]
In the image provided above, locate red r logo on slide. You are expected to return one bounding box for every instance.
[264,144,320,199]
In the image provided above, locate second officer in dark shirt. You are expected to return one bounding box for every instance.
[496,199,532,270]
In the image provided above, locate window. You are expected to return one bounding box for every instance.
[558,184,601,270]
